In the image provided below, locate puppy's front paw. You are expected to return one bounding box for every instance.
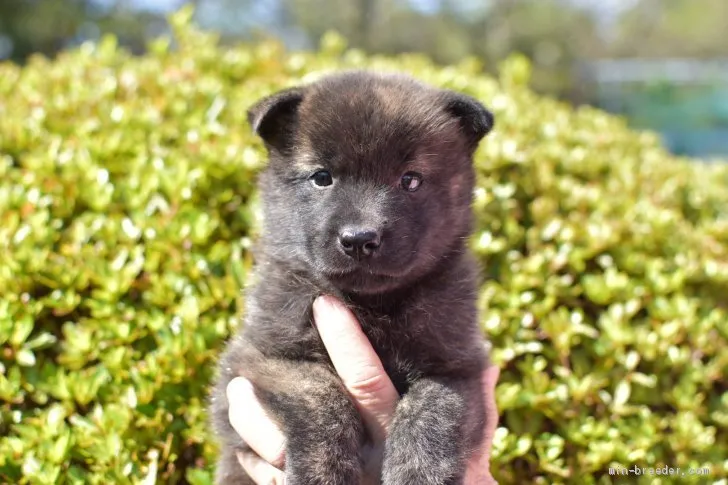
[285,441,363,485]
[382,377,478,485]
[253,365,365,485]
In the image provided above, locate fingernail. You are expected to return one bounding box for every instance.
[312,295,337,324]
[227,377,254,403]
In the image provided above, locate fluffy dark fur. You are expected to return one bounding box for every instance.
[210,70,495,485]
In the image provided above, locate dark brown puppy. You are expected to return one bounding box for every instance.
[210,70,494,485]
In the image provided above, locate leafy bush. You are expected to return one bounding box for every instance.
[1,8,727,485]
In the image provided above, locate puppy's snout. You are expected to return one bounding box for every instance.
[338,228,381,259]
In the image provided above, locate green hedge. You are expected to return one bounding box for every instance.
[1,8,727,485]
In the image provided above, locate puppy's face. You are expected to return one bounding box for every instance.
[249,72,493,294]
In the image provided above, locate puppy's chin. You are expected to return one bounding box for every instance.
[321,267,410,295]
[329,274,403,295]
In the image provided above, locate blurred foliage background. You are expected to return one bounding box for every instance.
[2,0,728,157]
[1,3,728,485]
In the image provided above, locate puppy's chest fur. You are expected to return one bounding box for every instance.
[240,253,486,395]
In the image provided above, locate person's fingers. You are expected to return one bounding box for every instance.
[481,364,500,457]
[227,377,287,468]
[464,364,500,485]
[237,451,287,485]
[312,295,399,443]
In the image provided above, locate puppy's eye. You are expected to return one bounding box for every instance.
[310,170,333,188]
[400,172,422,192]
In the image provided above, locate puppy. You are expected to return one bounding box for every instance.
[210,70,495,485]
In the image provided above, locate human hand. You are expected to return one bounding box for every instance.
[226,295,500,484]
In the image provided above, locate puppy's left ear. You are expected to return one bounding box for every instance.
[443,92,494,149]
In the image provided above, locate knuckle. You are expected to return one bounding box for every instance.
[346,370,391,399]
[269,443,286,468]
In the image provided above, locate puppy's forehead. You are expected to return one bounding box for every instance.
[295,74,453,169]
[301,74,443,130]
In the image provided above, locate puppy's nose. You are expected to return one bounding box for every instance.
[338,228,381,259]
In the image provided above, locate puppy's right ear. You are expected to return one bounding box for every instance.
[247,87,306,153]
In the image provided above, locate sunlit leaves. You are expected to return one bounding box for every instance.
[1,8,727,485]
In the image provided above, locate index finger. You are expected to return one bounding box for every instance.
[312,295,400,443]
[227,377,287,468]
